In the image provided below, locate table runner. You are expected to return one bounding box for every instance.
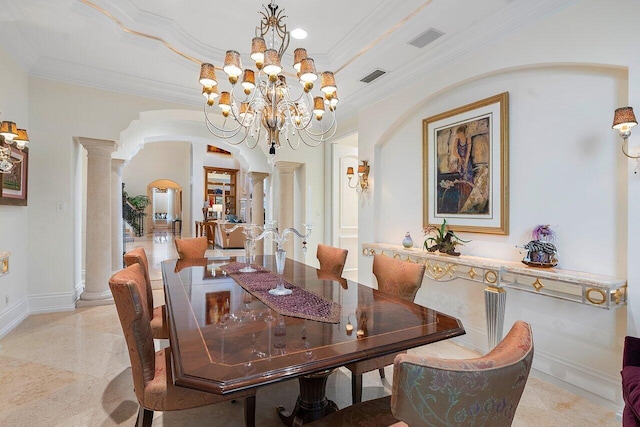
[221,262,341,323]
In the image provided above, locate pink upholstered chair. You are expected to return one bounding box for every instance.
[109,263,256,427]
[309,321,534,427]
[123,247,168,340]
[174,236,208,259]
[622,335,640,426]
[316,244,348,277]
[345,254,426,403]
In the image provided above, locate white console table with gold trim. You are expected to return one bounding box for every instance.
[362,243,627,349]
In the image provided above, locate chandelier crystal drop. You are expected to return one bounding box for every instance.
[0,118,29,174]
[198,2,338,156]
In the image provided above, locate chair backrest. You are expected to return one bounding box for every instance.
[109,263,156,405]
[123,247,154,316]
[372,254,426,302]
[316,244,348,277]
[174,236,208,259]
[391,320,534,427]
[205,222,216,248]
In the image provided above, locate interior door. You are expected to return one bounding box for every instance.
[331,144,358,277]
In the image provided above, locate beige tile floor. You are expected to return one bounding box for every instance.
[0,232,620,426]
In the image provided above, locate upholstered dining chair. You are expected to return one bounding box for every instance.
[345,254,426,403]
[109,263,256,427]
[316,244,349,277]
[308,320,534,427]
[123,247,169,340]
[174,236,208,259]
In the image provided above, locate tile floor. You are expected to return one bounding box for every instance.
[0,232,620,426]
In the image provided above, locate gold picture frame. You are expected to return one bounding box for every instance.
[0,147,28,206]
[423,92,509,234]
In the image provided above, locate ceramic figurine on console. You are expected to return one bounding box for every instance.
[520,224,558,268]
[423,219,469,256]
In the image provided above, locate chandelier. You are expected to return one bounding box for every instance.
[198,2,338,156]
[0,119,29,174]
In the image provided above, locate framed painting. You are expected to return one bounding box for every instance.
[423,92,508,234]
[0,147,28,206]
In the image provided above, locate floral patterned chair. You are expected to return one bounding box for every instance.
[310,320,534,427]
[622,335,640,426]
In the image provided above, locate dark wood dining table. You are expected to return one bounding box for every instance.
[161,255,465,426]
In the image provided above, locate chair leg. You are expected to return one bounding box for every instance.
[135,406,153,427]
[352,373,363,404]
[244,395,256,427]
[378,367,385,379]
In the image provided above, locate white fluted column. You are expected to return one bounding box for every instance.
[77,137,118,306]
[111,159,126,272]
[275,162,302,256]
[248,172,269,255]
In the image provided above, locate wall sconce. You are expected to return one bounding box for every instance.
[346,160,369,192]
[612,106,640,159]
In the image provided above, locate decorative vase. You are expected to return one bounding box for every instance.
[402,232,413,248]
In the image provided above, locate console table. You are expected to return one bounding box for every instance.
[362,243,627,349]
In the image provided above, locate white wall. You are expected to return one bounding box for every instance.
[357,0,637,409]
[0,45,30,335]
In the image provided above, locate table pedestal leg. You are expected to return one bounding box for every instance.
[484,285,506,350]
[277,369,339,426]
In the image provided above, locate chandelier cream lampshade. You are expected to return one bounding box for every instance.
[0,118,30,174]
[198,2,338,157]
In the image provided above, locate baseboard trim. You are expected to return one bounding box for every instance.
[0,298,29,339]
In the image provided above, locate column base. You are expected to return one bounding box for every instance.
[77,290,114,307]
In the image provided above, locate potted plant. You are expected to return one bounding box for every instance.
[423,219,470,256]
[520,224,558,267]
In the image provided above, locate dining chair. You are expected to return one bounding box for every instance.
[174,236,208,259]
[123,247,169,340]
[205,222,216,249]
[308,321,534,427]
[316,244,348,277]
[109,263,256,427]
[345,254,426,403]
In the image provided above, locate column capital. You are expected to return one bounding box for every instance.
[275,161,303,174]
[75,137,118,157]
[111,158,126,174]
[248,171,270,183]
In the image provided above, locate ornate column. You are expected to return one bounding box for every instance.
[111,159,126,272]
[248,172,269,255]
[77,137,118,306]
[275,161,302,256]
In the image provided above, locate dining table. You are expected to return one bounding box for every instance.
[161,255,465,426]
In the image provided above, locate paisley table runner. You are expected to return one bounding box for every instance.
[221,262,341,324]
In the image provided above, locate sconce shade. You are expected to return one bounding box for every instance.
[612,106,638,130]
[357,164,367,174]
[0,121,18,140]
[346,167,354,176]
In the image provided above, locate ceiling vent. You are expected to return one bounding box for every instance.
[360,69,387,84]
[408,28,444,49]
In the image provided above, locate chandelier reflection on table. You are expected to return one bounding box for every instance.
[197,2,339,156]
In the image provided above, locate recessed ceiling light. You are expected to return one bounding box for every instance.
[291,28,307,40]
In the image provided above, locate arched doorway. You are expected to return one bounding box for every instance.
[148,179,182,234]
